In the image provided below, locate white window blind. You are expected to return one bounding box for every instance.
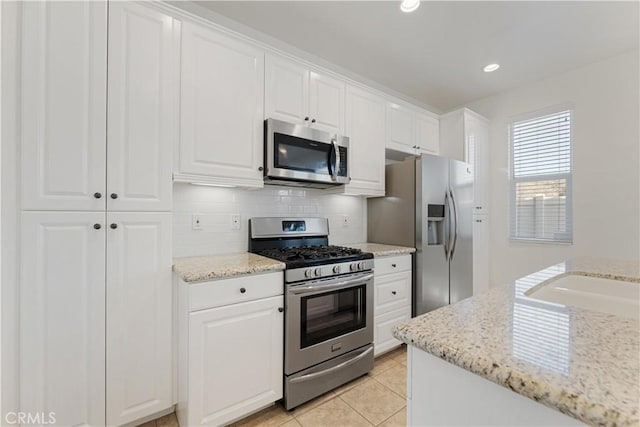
[510,110,572,242]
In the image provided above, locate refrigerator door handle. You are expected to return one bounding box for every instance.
[444,190,450,259]
[449,188,459,260]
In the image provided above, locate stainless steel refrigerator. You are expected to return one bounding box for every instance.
[368,154,474,316]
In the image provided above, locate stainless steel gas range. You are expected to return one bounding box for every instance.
[248,217,374,410]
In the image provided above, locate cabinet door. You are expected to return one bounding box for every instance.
[21,1,107,211]
[386,102,414,152]
[189,296,284,426]
[265,54,309,124]
[309,71,345,134]
[472,215,490,296]
[107,2,178,211]
[374,271,412,315]
[180,22,264,186]
[106,212,172,425]
[20,211,106,427]
[374,307,410,357]
[415,112,440,154]
[465,114,489,213]
[345,86,385,195]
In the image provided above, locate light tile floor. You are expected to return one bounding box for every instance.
[143,345,407,427]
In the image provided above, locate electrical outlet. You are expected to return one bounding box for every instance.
[341,215,350,227]
[231,214,241,231]
[192,214,203,230]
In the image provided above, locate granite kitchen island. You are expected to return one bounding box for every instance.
[393,257,639,426]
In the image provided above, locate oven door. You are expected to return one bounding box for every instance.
[265,118,349,185]
[285,272,373,375]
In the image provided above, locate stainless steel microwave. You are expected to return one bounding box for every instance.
[263,118,350,188]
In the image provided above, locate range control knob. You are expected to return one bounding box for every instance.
[358,262,365,270]
[350,263,357,272]
[305,269,313,278]
[314,268,322,277]
[333,265,341,274]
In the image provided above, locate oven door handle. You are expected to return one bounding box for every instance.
[289,346,374,384]
[289,273,373,295]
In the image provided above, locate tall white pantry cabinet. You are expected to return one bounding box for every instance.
[17,2,176,426]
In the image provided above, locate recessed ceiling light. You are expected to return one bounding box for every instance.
[483,63,500,73]
[400,0,420,13]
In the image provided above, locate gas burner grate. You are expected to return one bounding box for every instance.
[257,245,365,263]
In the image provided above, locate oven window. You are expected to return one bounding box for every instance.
[300,285,366,348]
[274,133,330,175]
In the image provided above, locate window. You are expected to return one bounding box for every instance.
[510,110,572,243]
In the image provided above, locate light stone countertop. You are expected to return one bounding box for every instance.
[345,242,416,257]
[173,253,285,283]
[393,257,640,427]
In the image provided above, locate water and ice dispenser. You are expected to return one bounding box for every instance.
[427,204,445,245]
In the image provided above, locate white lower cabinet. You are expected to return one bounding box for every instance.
[19,211,173,427]
[373,255,412,356]
[473,214,490,296]
[20,212,107,427]
[106,213,173,425]
[178,273,284,426]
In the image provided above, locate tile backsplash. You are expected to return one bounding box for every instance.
[173,183,367,258]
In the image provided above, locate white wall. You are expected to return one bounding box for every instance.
[173,183,366,258]
[466,50,640,285]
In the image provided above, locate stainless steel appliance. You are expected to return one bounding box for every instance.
[264,118,350,188]
[368,154,474,316]
[248,217,373,410]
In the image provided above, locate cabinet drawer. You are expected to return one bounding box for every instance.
[188,272,283,312]
[374,306,411,356]
[374,254,411,276]
[375,271,411,315]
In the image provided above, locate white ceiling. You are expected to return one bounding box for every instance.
[196,1,639,111]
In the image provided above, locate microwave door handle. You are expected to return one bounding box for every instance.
[331,138,340,181]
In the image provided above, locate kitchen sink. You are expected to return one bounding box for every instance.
[526,274,640,319]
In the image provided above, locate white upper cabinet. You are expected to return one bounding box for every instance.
[309,71,345,134]
[343,85,386,196]
[21,1,176,211]
[265,55,309,124]
[386,101,439,156]
[387,103,414,150]
[107,2,178,211]
[20,211,106,427]
[265,54,345,134]
[178,22,265,187]
[441,108,489,212]
[465,113,490,214]
[21,1,107,211]
[415,111,440,155]
[106,212,172,426]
